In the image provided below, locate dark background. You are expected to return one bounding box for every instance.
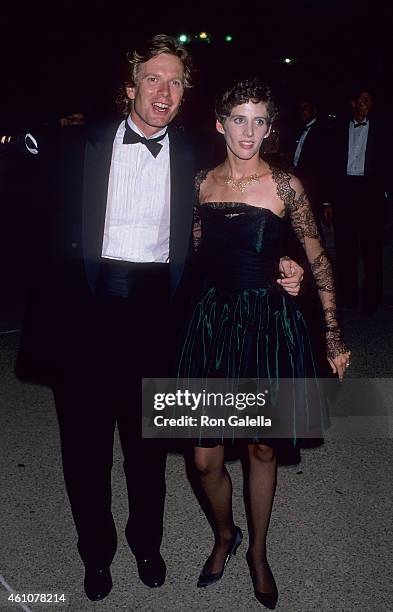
[1,0,392,128]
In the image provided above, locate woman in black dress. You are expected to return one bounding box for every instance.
[177,79,350,609]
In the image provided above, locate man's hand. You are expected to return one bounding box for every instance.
[277,257,304,296]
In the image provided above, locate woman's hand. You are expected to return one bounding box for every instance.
[277,257,304,296]
[326,331,351,381]
[328,350,351,382]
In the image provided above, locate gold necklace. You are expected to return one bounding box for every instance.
[223,173,263,193]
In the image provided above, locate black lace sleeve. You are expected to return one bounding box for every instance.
[272,167,349,360]
[193,169,209,252]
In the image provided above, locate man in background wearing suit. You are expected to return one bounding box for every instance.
[291,94,329,225]
[324,87,389,315]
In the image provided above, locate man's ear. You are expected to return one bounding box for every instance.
[126,86,135,101]
[216,119,225,135]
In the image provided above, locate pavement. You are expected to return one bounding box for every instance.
[1,233,392,612]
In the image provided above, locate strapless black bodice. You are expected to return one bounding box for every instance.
[196,203,284,289]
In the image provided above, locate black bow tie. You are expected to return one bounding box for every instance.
[353,121,367,128]
[123,121,167,157]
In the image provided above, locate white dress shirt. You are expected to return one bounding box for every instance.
[293,117,317,167]
[101,117,171,263]
[347,118,369,176]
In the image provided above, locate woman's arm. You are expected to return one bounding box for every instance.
[279,171,350,380]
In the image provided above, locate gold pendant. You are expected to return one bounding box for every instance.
[223,173,262,193]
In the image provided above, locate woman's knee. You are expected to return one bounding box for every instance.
[249,443,276,463]
[194,447,223,476]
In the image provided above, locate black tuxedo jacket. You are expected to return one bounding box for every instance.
[16,119,197,382]
[328,115,390,201]
[292,120,328,175]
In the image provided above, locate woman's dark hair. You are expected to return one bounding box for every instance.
[215,78,277,125]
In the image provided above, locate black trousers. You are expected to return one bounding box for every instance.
[332,176,386,309]
[54,262,171,566]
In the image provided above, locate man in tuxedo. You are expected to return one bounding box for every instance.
[17,35,304,601]
[324,87,389,314]
[49,35,197,601]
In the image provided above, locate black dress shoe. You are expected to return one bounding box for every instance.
[135,552,166,587]
[84,566,112,601]
[197,526,243,587]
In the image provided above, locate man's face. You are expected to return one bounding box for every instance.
[351,91,373,120]
[216,101,271,160]
[297,100,316,124]
[126,53,185,136]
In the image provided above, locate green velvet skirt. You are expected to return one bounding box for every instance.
[177,286,327,447]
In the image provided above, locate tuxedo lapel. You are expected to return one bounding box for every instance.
[343,120,350,173]
[82,121,120,293]
[295,123,315,169]
[364,118,375,175]
[168,127,195,297]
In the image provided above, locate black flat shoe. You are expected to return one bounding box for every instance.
[135,552,166,587]
[246,553,278,610]
[84,566,112,601]
[197,526,243,588]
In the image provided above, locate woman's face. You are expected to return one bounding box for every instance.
[217,101,271,160]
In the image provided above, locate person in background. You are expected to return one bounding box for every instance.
[290,94,330,225]
[324,86,389,315]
